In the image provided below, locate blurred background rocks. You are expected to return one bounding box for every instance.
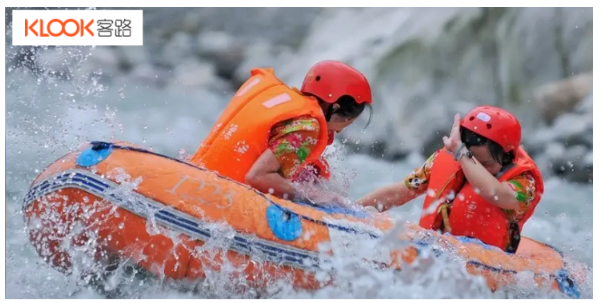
[5,7,593,184]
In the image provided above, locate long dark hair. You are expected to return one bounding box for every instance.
[460,127,515,166]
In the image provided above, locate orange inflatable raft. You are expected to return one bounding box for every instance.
[22,141,585,297]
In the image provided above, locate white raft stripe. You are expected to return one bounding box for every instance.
[23,169,325,271]
[22,171,580,298]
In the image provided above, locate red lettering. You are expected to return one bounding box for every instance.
[83,19,94,37]
[47,19,62,37]
[63,19,79,37]
[25,19,38,37]
[40,19,49,37]
[24,18,95,38]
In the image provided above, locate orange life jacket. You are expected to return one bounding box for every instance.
[418,147,544,252]
[190,67,330,184]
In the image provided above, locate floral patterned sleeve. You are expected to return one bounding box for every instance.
[502,172,536,220]
[268,116,321,179]
[403,151,440,195]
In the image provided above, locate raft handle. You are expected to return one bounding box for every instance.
[266,205,302,241]
[76,141,115,167]
[91,141,113,151]
[555,269,581,299]
[80,141,381,239]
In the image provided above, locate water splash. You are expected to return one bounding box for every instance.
[5,18,592,300]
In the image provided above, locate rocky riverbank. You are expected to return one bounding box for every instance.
[5,7,593,183]
[526,74,593,183]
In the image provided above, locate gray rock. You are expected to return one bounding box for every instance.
[533,153,553,179]
[575,90,593,114]
[168,59,230,92]
[233,42,293,86]
[5,7,594,185]
[169,59,216,88]
[563,144,588,164]
[582,151,593,182]
[561,145,592,183]
[197,31,245,80]
[545,142,567,160]
[418,101,477,158]
[114,46,149,70]
[496,8,567,110]
[551,113,593,148]
[533,72,593,123]
[141,7,323,47]
[522,127,558,157]
[197,31,238,56]
[497,9,592,117]
[160,32,196,67]
[545,142,567,175]
[560,8,594,76]
[180,10,205,34]
[275,8,592,162]
[566,128,593,149]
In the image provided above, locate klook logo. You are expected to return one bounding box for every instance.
[25,19,94,37]
[12,10,143,46]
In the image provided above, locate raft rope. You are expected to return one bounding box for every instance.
[35,141,582,298]
[84,141,382,240]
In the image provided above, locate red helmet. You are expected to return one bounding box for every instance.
[300,60,372,104]
[460,106,522,152]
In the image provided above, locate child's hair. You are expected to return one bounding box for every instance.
[460,127,515,165]
[321,95,372,127]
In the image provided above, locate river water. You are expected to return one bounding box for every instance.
[5,54,593,298]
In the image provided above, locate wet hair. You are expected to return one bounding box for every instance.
[320,95,372,128]
[460,127,515,166]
